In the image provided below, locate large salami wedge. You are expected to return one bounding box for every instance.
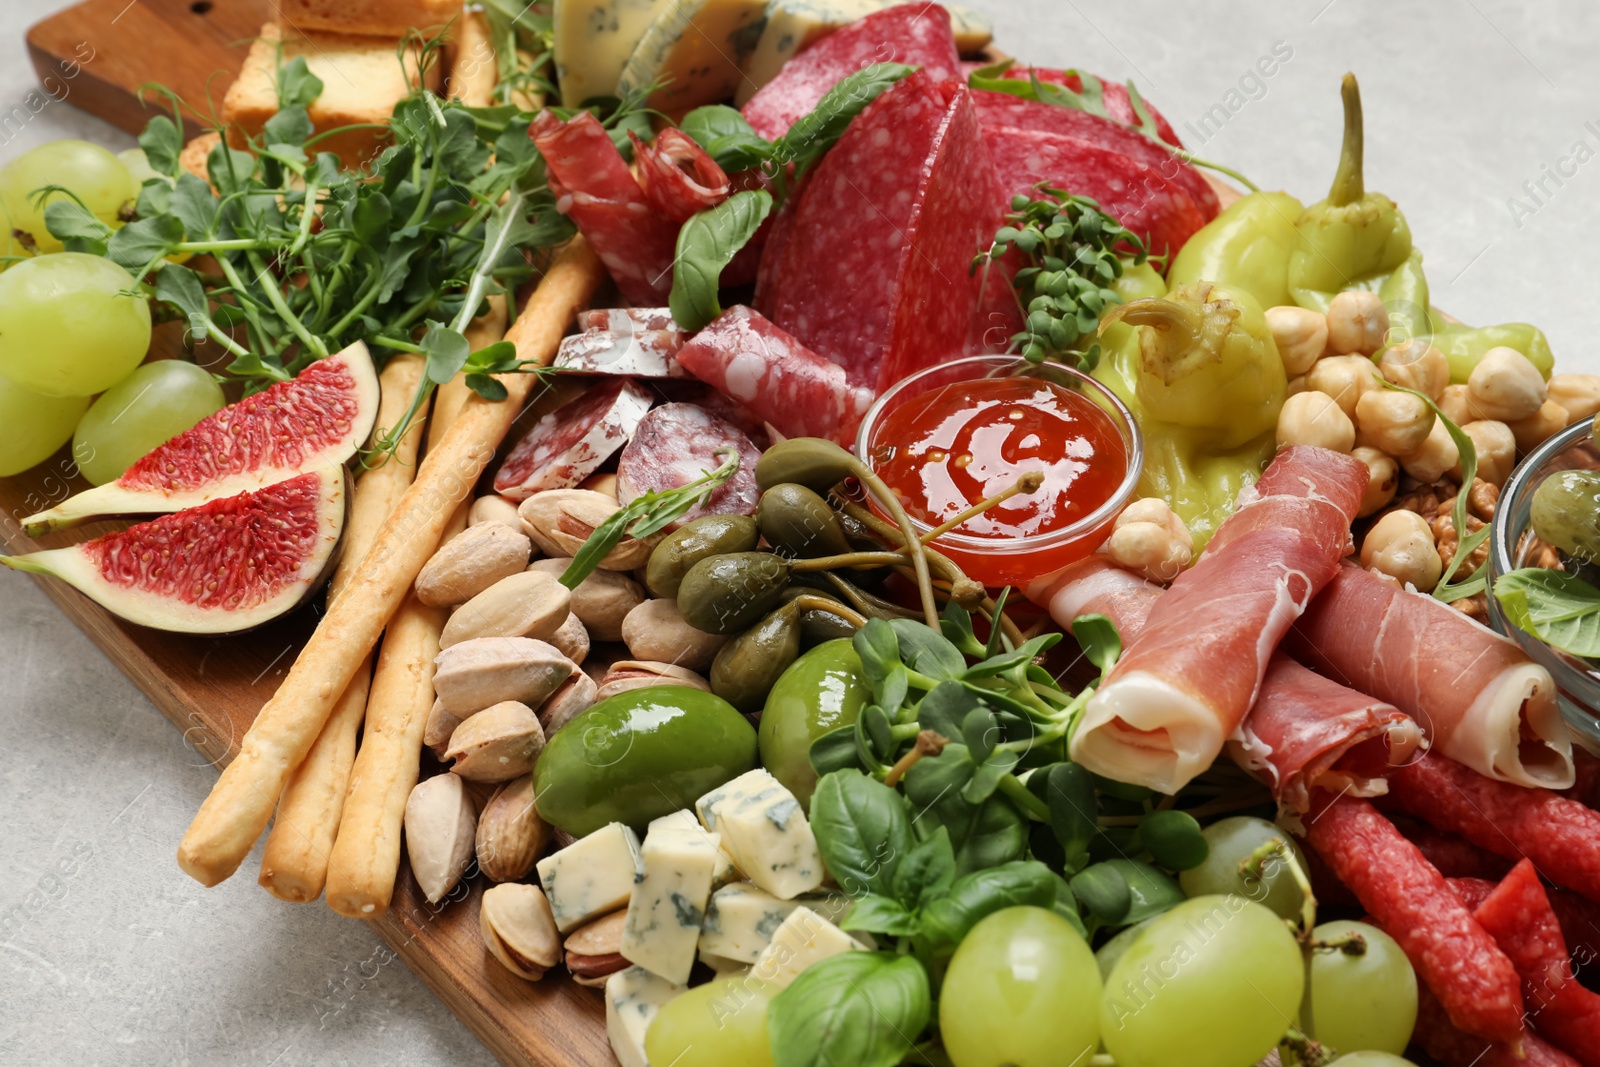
[493,378,655,501]
[741,3,962,140]
[615,403,763,525]
[759,72,1003,392]
[998,67,1184,146]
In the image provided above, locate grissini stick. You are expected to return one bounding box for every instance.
[177,238,603,887]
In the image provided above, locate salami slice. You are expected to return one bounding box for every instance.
[531,111,678,305]
[983,125,1208,260]
[741,3,962,141]
[675,306,875,444]
[1394,817,1514,882]
[969,89,1219,219]
[631,128,731,224]
[998,67,1183,147]
[578,308,679,332]
[493,378,655,501]
[554,327,688,379]
[614,403,762,525]
[1412,983,1578,1067]
[1303,791,1526,1047]
[760,72,1002,391]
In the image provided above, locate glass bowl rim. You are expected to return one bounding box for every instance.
[1489,417,1595,580]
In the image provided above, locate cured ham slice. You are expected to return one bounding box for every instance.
[1031,556,1421,811]
[675,306,875,445]
[531,111,679,305]
[1286,564,1573,789]
[1068,446,1366,793]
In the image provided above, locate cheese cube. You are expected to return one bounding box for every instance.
[699,882,804,963]
[652,808,741,884]
[716,778,824,899]
[617,0,767,112]
[648,809,704,836]
[699,950,753,977]
[696,768,776,832]
[553,0,673,107]
[535,822,643,932]
[605,965,685,1067]
[749,905,860,989]
[622,823,722,983]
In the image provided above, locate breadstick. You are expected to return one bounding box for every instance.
[322,299,511,917]
[258,354,427,903]
[447,9,499,109]
[177,238,603,887]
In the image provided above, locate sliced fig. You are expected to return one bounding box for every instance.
[2,467,348,633]
[22,341,379,534]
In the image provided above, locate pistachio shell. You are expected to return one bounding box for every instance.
[479,882,561,980]
[445,700,547,782]
[538,672,599,735]
[594,660,710,702]
[517,489,659,570]
[404,774,476,904]
[439,570,572,649]
[528,558,643,641]
[432,637,576,715]
[416,523,532,607]
[468,494,524,531]
[621,598,728,672]
[548,611,590,666]
[423,698,465,760]
[475,774,550,882]
[564,908,626,957]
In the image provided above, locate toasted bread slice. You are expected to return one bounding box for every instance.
[179,131,222,182]
[276,0,463,39]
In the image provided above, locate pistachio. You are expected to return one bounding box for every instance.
[582,643,633,685]
[439,571,572,649]
[404,774,476,904]
[423,698,465,760]
[445,700,546,782]
[432,636,576,715]
[528,558,644,641]
[469,494,524,531]
[518,489,659,570]
[475,774,550,882]
[594,660,710,702]
[539,671,598,735]
[548,611,590,666]
[621,598,728,672]
[415,524,532,607]
[479,882,561,980]
[564,909,629,985]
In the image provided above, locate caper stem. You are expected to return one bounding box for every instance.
[813,572,920,621]
[790,551,906,572]
[841,459,940,628]
[917,471,1047,543]
[788,594,869,631]
[883,729,949,788]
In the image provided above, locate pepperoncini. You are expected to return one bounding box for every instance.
[1095,281,1286,548]
[1288,74,1433,342]
[1166,190,1307,311]
[1428,318,1555,383]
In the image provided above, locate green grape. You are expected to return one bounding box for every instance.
[1,198,17,265]
[1100,895,1304,1067]
[941,906,1102,1067]
[1179,816,1307,920]
[72,360,225,485]
[1306,921,1417,1057]
[0,372,89,476]
[116,148,172,188]
[0,253,151,397]
[1327,1054,1418,1066]
[1094,919,1152,981]
[0,139,136,255]
[645,977,773,1067]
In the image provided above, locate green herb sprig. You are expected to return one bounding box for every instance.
[973,185,1149,371]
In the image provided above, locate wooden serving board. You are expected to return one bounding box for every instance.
[0,323,609,1067]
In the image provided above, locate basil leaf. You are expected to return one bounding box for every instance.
[668,189,772,331]
[277,55,325,109]
[890,825,955,910]
[888,618,966,680]
[138,115,183,177]
[1071,613,1122,678]
[840,894,920,937]
[106,214,184,270]
[1493,567,1600,656]
[918,860,1057,952]
[679,104,774,173]
[768,953,930,1067]
[810,724,865,777]
[809,770,912,898]
[776,63,916,181]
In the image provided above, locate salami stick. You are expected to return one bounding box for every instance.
[1303,791,1525,1046]
[177,239,603,887]
[1412,984,1577,1067]
[258,354,427,902]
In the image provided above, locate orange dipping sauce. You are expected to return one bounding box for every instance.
[858,361,1140,587]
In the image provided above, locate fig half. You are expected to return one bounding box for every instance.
[22,340,379,535]
[2,466,348,633]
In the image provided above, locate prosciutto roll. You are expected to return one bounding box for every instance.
[1032,556,1422,810]
[1068,446,1367,793]
[1286,564,1573,789]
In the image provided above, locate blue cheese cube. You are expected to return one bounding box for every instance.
[716,778,824,899]
[698,882,804,963]
[535,822,642,933]
[605,965,685,1067]
[695,768,775,833]
[749,905,860,989]
[621,822,721,984]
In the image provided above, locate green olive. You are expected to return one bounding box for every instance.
[532,685,757,835]
[644,514,760,598]
[1531,470,1600,562]
[758,482,853,559]
[759,639,871,807]
[676,551,792,635]
[754,437,857,494]
[710,602,802,713]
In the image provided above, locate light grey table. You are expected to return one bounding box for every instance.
[2,0,1596,1063]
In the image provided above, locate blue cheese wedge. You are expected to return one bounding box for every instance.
[535,822,642,933]
[621,819,722,984]
[617,0,767,111]
[736,0,994,104]
[605,964,685,1067]
[552,0,673,107]
[749,905,860,989]
[715,776,825,899]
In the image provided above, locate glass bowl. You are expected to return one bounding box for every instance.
[853,355,1143,588]
[1487,416,1600,744]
